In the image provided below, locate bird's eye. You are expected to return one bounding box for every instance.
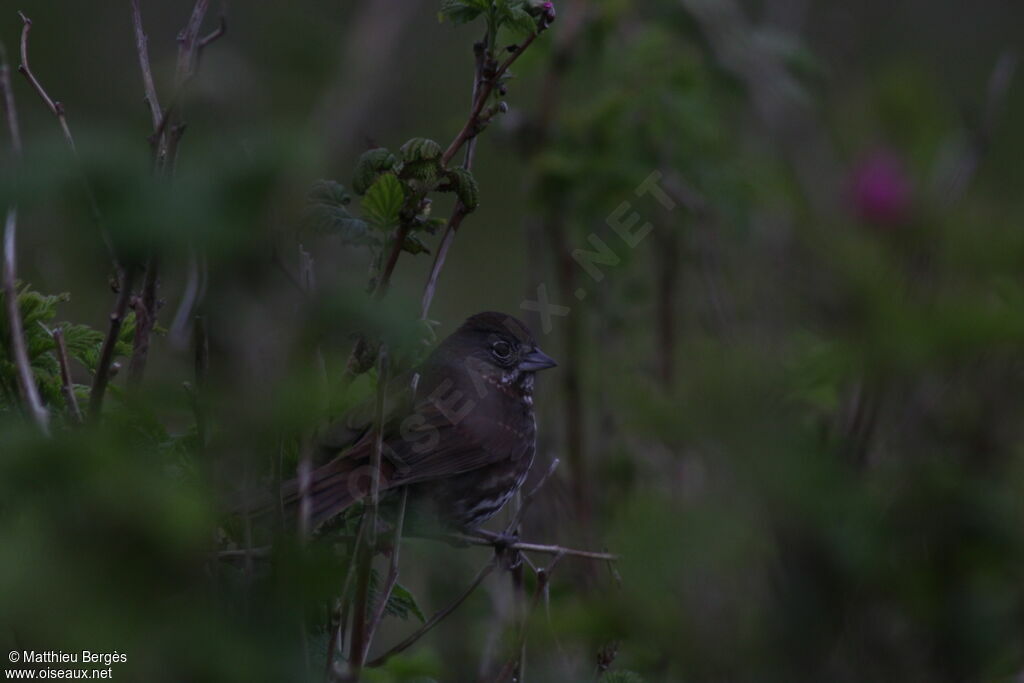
[491,340,513,361]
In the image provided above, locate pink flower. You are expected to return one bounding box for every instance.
[849,150,912,226]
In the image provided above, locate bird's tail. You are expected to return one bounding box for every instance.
[278,455,388,530]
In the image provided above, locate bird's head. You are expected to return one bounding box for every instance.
[449,311,557,381]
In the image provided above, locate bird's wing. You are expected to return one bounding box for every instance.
[316,368,419,458]
[376,394,531,486]
[325,388,529,489]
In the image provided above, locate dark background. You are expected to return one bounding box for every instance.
[3,1,1024,681]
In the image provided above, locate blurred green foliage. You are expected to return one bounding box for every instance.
[1,0,1024,681]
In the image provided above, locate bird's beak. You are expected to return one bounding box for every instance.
[518,346,558,372]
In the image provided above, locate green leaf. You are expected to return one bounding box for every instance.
[401,233,431,255]
[397,138,442,185]
[446,167,480,211]
[352,148,399,196]
[400,137,443,163]
[386,582,426,622]
[502,2,537,36]
[361,174,405,228]
[438,0,488,25]
[303,180,371,243]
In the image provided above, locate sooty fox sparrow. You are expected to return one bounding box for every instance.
[280,312,557,532]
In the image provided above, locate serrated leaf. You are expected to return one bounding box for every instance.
[438,0,488,25]
[364,570,424,623]
[387,582,426,622]
[502,3,537,36]
[353,148,399,196]
[446,167,480,211]
[400,137,442,163]
[362,174,406,228]
[303,180,372,243]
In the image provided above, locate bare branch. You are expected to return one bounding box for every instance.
[374,223,414,299]
[51,327,83,424]
[346,347,391,678]
[88,269,137,420]
[17,12,74,150]
[127,256,161,392]
[324,520,365,681]
[3,209,49,434]
[175,0,212,87]
[419,29,547,321]
[1,42,47,434]
[130,0,163,131]
[0,41,22,157]
[18,12,120,274]
[419,209,470,320]
[296,445,313,539]
[367,556,499,669]
[495,552,565,682]
[456,532,618,562]
[441,30,541,166]
[197,13,227,54]
[361,487,408,663]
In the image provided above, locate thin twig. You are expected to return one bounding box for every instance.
[325,520,366,682]
[0,42,22,157]
[216,546,271,560]
[3,209,49,434]
[51,327,83,424]
[361,487,408,663]
[347,524,375,678]
[368,347,389,541]
[347,347,390,677]
[297,443,313,539]
[494,553,565,682]
[1,45,47,434]
[456,533,618,562]
[130,0,163,131]
[366,556,500,669]
[127,256,161,392]
[132,1,222,384]
[419,209,471,320]
[88,269,137,420]
[198,13,227,51]
[374,223,413,299]
[420,29,547,320]
[16,12,74,149]
[18,11,116,264]
[440,30,540,166]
